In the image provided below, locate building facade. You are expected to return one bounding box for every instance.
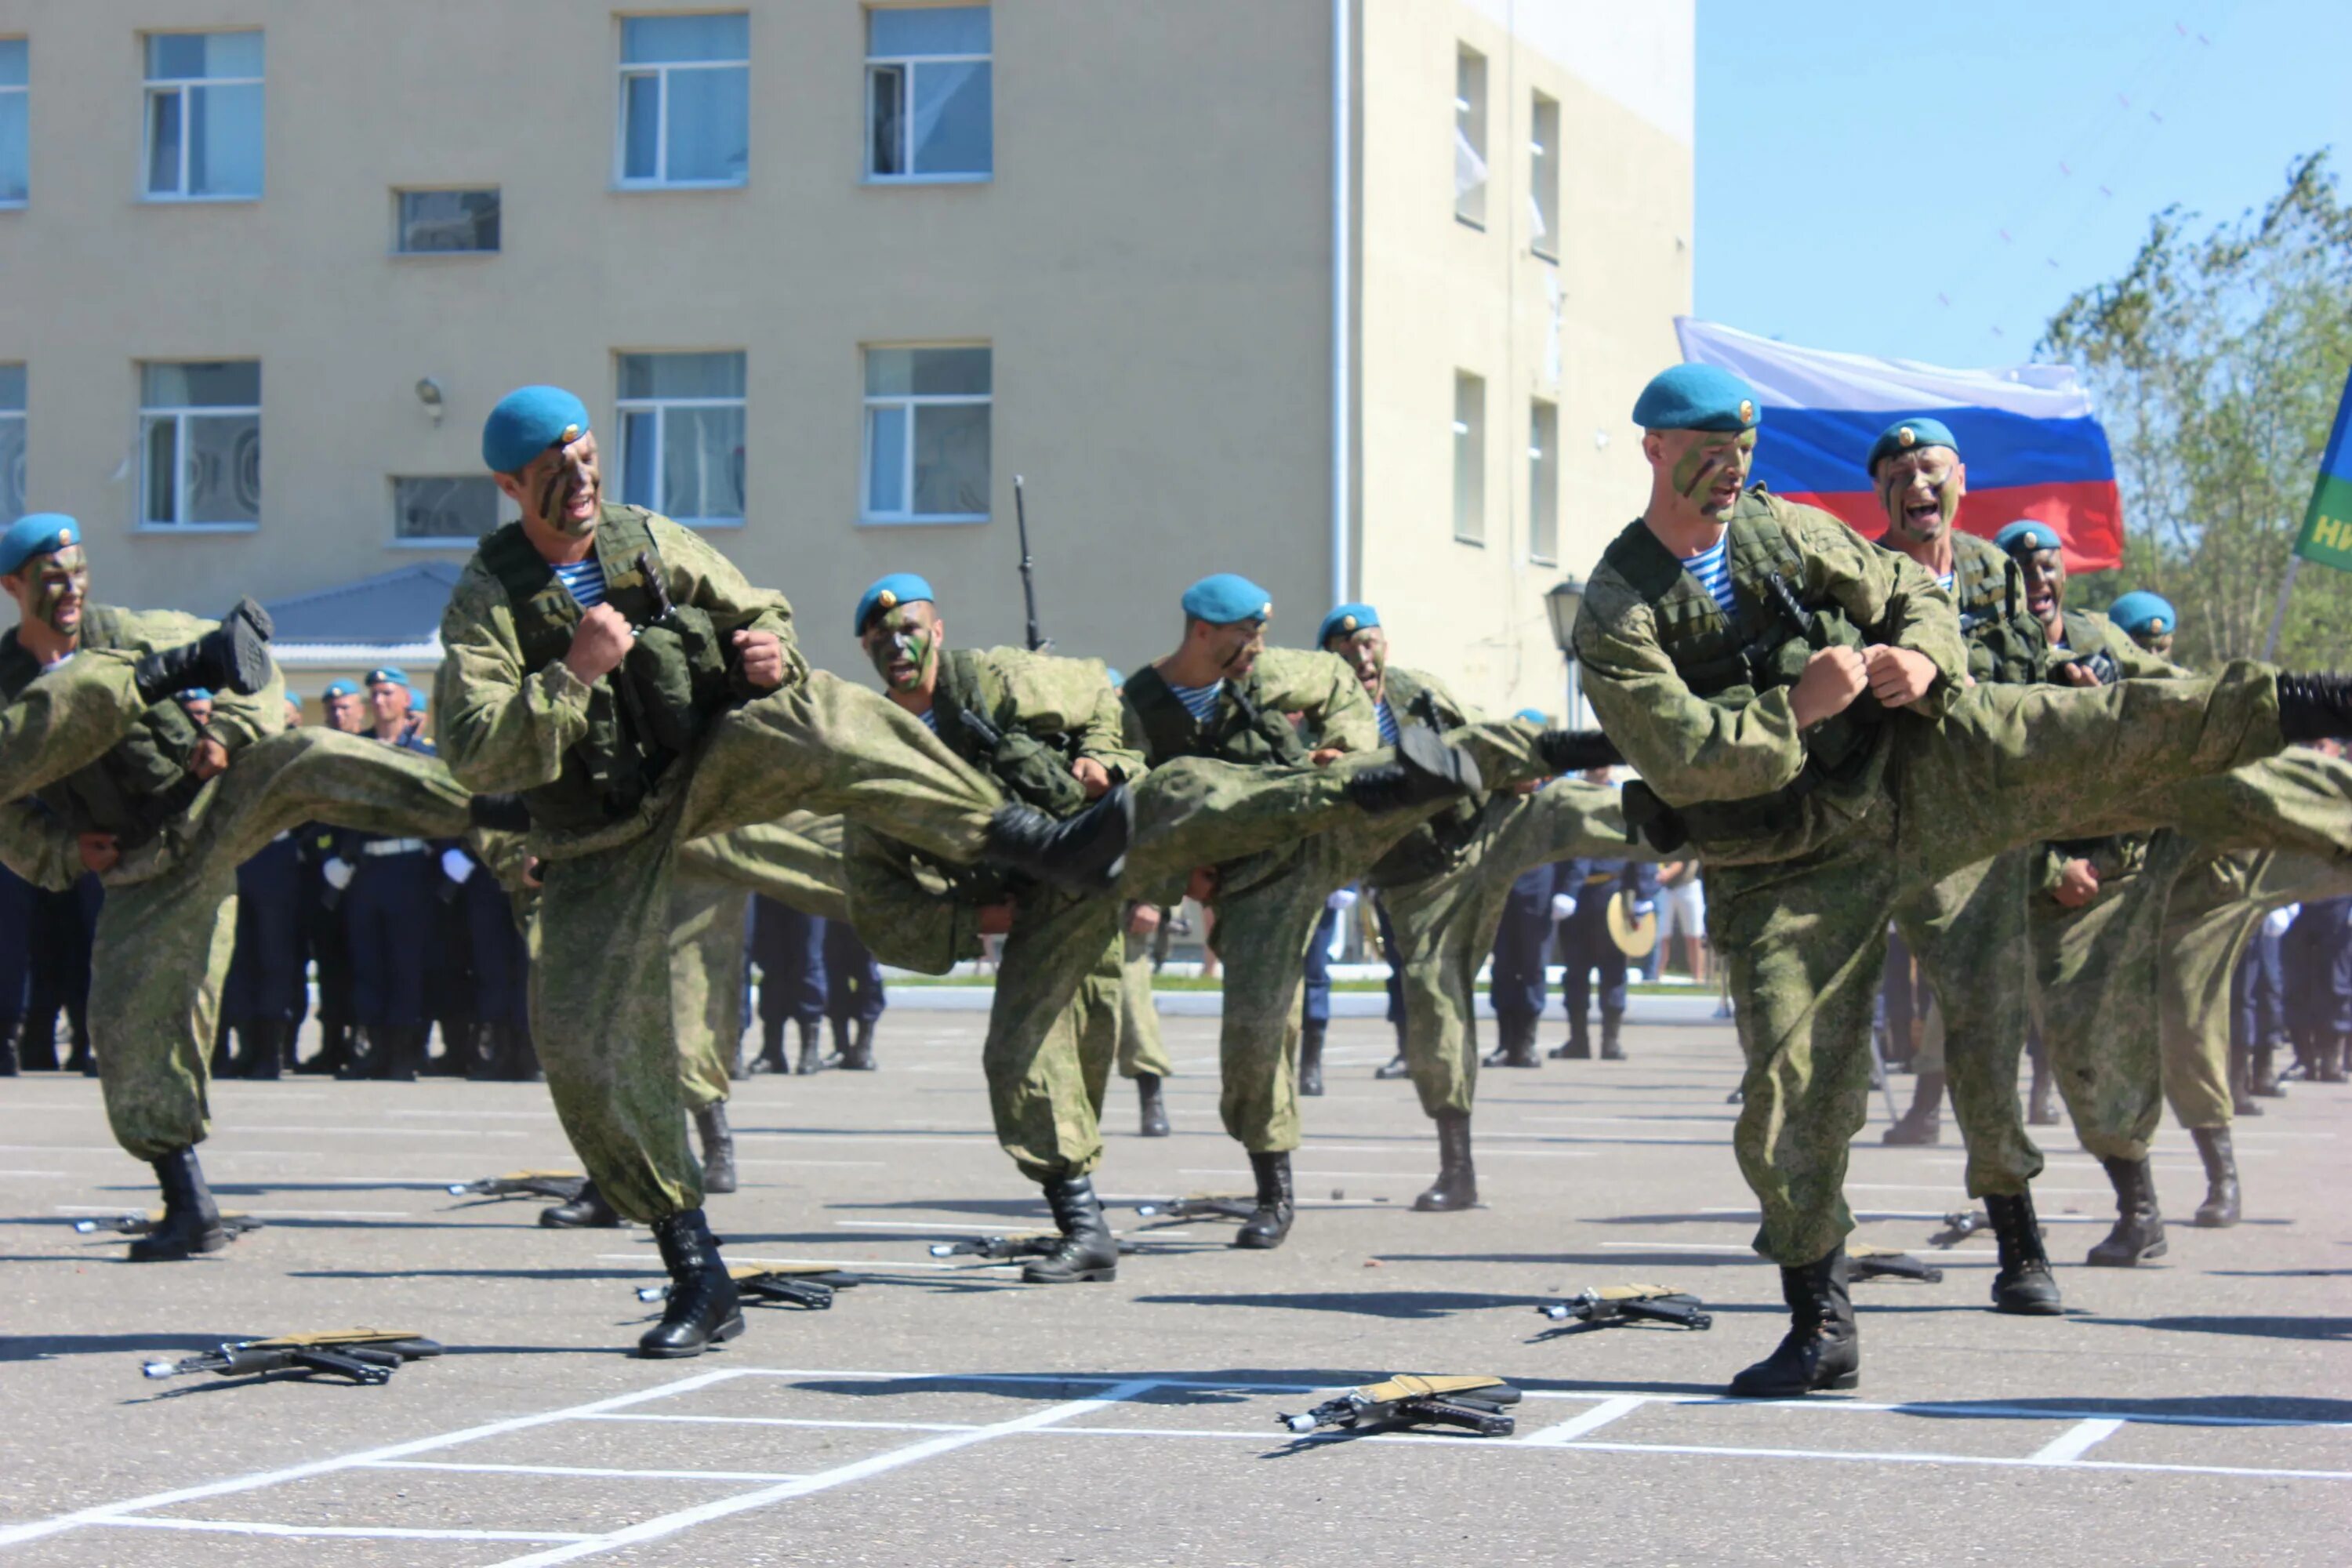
[0,0,1690,711]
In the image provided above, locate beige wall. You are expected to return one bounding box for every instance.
[1355,0,1691,719]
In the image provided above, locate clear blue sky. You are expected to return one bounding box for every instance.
[1694,0,2351,368]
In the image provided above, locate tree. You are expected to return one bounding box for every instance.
[2041,151,2352,666]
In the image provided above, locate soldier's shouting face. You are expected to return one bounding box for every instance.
[496,430,604,542]
[2,545,89,644]
[1195,616,1265,680]
[2016,546,2067,637]
[1649,427,1755,524]
[1875,445,1965,546]
[862,600,941,695]
[1325,624,1388,699]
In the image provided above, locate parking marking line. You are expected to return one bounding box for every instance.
[1559,1440,2349,1481]
[53,1203,412,1221]
[365,1461,810,1483]
[98,1517,592,1543]
[1520,1396,1649,1446]
[2031,1418,2126,1464]
[593,1252,968,1272]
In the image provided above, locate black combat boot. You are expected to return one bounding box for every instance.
[2321,1034,2350,1084]
[68,1033,95,1076]
[1344,726,1483,814]
[209,1022,234,1076]
[2085,1156,2167,1265]
[5,1018,43,1073]
[747,1018,786,1076]
[0,1023,17,1077]
[1022,1175,1120,1283]
[1551,1018,1592,1060]
[466,792,532,832]
[132,597,274,704]
[1728,1247,1860,1396]
[128,1147,229,1261]
[423,1024,471,1076]
[1882,1070,1945,1145]
[541,1180,623,1229]
[2275,672,2352,741]
[982,784,1134,894]
[794,1019,826,1075]
[1985,1190,2063,1315]
[1412,1110,1479,1212]
[2250,1044,2285,1098]
[1482,1014,1540,1069]
[380,1025,424,1083]
[2190,1125,2240,1228]
[239,1018,286,1080]
[2230,1044,2263,1116]
[1298,1022,1327,1096]
[1233,1151,1295,1250]
[695,1103,738,1196]
[839,1019,877,1071]
[299,1021,347,1076]
[504,1024,544,1082]
[637,1208,744,1359]
[338,1025,383,1080]
[1136,1073,1171,1138]
[1599,1011,1627,1061]
[1534,728,1625,774]
[825,1015,851,1069]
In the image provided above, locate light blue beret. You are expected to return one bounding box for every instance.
[1181,573,1272,626]
[1317,602,1380,646]
[1632,365,1759,433]
[2107,590,2176,637]
[481,386,590,474]
[855,572,936,636]
[408,688,428,716]
[322,679,361,699]
[0,513,80,576]
[177,687,213,702]
[1994,520,2063,557]
[1104,666,1126,688]
[365,666,411,688]
[1866,416,1959,471]
[1514,707,1548,724]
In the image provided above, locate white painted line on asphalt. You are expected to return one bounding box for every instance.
[365,1461,811,1483]
[587,1414,981,1434]
[1556,1439,2351,1482]
[387,1109,559,1120]
[734,1133,993,1146]
[593,1252,967,1272]
[833,1220,1042,1233]
[215,1126,530,1139]
[731,1159,889,1168]
[481,1378,1160,1568]
[98,1517,590,1543]
[1700,1207,2101,1225]
[1178,1167,1409,1179]
[52,1203,411,1220]
[2031,1417,2126,1464]
[0,1169,65,1178]
[1519,1396,1649,1446]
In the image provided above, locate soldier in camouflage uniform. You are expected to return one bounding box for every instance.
[0,517,517,1265]
[434,390,1133,1356]
[1319,602,1634,1214]
[1573,364,2352,1396]
[840,574,1475,1281]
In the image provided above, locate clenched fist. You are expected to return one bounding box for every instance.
[1790,646,1869,729]
[731,628,785,691]
[563,603,637,684]
[1864,645,1939,707]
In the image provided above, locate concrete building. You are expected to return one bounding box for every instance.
[0,1,1691,711]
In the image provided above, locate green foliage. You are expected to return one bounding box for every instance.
[2042,151,2352,665]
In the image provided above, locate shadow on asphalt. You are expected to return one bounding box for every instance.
[1134,1289,1540,1320]
[2083,1313,2352,1342]
[1368,1250,1773,1269]
[1892,1392,2352,1424]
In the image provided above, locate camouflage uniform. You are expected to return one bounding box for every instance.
[434,506,1014,1225]
[0,647,168,804]
[1118,922,1174,1081]
[1575,488,2342,1265]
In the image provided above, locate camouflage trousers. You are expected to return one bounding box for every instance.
[1377,780,1628,1120]
[0,650,154,803]
[1119,928,1173,1080]
[1890,849,2043,1197]
[532,672,1005,1225]
[984,887,1127,1184]
[64,731,476,1161]
[1711,666,2349,1266]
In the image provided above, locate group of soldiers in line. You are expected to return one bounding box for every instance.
[2,362,2350,1398]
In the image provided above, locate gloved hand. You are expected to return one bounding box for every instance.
[1327,886,1359,912]
[1551,894,1577,921]
[2264,903,2299,937]
[441,848,476,884]
[323,857,355,891]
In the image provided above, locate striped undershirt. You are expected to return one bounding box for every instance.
[917,707,938,731]
[1166,679,1224,723]
[1680,536,1738,615]
[1374,699,1399,746]
[551,557,607,610]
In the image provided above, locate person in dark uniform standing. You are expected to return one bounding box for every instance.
[1550,775,1659,1061]
[220,691,310,1078]
[296,680,368,1075]
[336,667,440,1080]
[823,918,886,1070]
[0,858,29,1073]
[24,870,100,1075]
[747,893,828,1074]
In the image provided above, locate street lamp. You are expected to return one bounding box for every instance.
[1544,575,1586,724]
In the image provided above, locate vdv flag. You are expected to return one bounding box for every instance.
[2289,363,2352,573]
[1676,318,2124,572]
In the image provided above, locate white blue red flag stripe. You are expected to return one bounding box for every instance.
[1676,318,2124,572]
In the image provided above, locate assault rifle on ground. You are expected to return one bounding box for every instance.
[448,1171,589,1203]
[1132,1193,1259,1224]
[1928,1210,1991,1249]
[929,1231,1136,1261]
[143,1330,442,1385]
[639,1264,857,1311]
[1536,1283,1712,1330]
[76,1210,263,1239]
[1848,1243,1944,1283]
[1279,1375,1522,1437]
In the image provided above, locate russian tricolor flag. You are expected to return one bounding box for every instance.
[1676,318,2125,572]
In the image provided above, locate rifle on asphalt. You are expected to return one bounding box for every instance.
[448,1171,588,1203]
[1013,475,1049,653]
[143,1330,443,1385]
[1132,1193,1260,1224]
[1848,1243,1944,1283]
[1927,1210,1991,1249]
[638,1264,858,1311]
[1535,1283,1712,1330]
[1279,1374,1522,1437]
[76,1209,263,1239]
[929,1232,1136,1261]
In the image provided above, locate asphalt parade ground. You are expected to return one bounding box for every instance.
[2,1008,2347,1566]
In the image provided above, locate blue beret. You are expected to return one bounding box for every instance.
[322,679,360,699]
[1104,666,1126,688]
[1632,365,1759,433]
[2107,590,2176,637]
[408,688,428,716]
[855,572,936,636]
[365,666,411,688]
[1866,416,1959,471]
[481,386,590,474]
[0,513,80,576]
[285,691,303,710]
[1181,573,1272,626]
[1317,602,1380,645]
[177,687,213,702]
[1514,707,1548,724]
[1994,520,2063,557]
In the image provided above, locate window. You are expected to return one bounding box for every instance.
[1452,372,1485,545]
[866,6,993,181]
[618,13,749,188]
[617,352,746,526]
[1530,400,1559,564]
[0,365,24,524]
[143,32,263,201]
[862,347,990,524]
[394,477,513,543]
[395,189,499,253]
[0,40,26,206]
[1530,93,1559,260]
[1454,45,1486,228]
[140,361,260,528]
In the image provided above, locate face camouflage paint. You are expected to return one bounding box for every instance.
[1672,431,1755,515]
[867,612,934,691]
[27,546,89,638]
[1879,453,1962,544]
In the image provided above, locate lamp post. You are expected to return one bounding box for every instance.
[1544,575,1585,724]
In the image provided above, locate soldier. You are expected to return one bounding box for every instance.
[0,517,516,1263]
[2285,891,2352,1080]
[292,681,368,1076]
[746,893,828,1075]
[328,667,443,1082]
[2111,590,2176,659]
[1550,836,1658,1063]
[220,811,307,1079]
[822,919,886,1070]
[433,390,1134,1355]
[0,860,28,1075]
[1571,363,2352,1395]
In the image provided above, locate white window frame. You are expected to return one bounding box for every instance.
[1529,398,1559,566]
[390,187,502,256]
[138,363,261,532]
[1452,371,1485,546]
[141,31,263,204]
[1530,92,1559,262]
[863,9,993,184]
[0,38,26,209]
[615,16,750,191]
[861,346,991,526]
[388,474,517,548]
[616,354,748,530]
[1454,45,1487,230]
[0,365,24,524]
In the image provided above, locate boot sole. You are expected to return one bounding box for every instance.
[1411,1196,1483,1212]
[702,1178,739,1196]
[636,1312,747,1359]
[2084,1243,2167,1266]
[127,1229,230,1262]
[1729,1369,1860,1398]
[1232,1232,1290,1250]
[1020,1266,1118,1283]
[1139,1124,1171,1138]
